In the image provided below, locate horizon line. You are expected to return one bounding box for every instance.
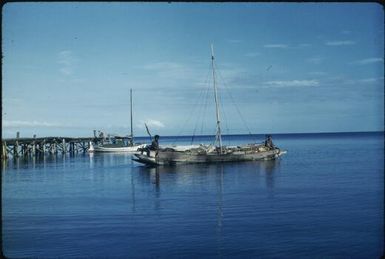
[2,130,383,140]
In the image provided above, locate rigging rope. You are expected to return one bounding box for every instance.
[216,67,257,143]
[191,80,211,145]
[217,81,230,146]
[174,57,259,147]
[190,64,212,145]
[199,82,211,136]
[171,85,207,145]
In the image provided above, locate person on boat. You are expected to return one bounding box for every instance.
[140,135,160,156]
[264,135,275,150]
[150,135,160,150]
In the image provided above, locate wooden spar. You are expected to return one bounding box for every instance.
[2,141,7,159]
[211,44,223,153]
[69,141,73,154]
[32,134,36,156]
[42,140,46,154]
[145,123,152,141]
[15,132,20,158]
[130,88,134,145]
[62,139,66,153]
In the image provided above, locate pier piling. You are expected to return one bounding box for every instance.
[1,135,104,159]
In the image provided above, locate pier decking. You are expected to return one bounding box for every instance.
[2,133,103,158]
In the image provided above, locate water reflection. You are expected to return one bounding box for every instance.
[4,154,279,257]
[130,164,136,212]
[5,154,279,193]
[134,160,279,190]
[259,160,279,191]
[88,152,133,169]
[2,158,8,172]
[132,161,279,221]
[4,153,280,218]
[215,164,224,257]
[3,154,63,171]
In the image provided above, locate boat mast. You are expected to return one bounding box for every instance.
[130,88,134,145]
[211,44,223,153]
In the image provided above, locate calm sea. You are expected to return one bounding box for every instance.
[2,132,384,258]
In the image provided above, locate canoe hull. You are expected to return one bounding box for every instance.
[133,148,285,166]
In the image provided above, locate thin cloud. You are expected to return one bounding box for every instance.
[141,61,183,70]
[263,80,319,88]
[350,58,384,65]
[322,76,383,86]
[138,119,165,129]
[308,71,327,76]
[358,78,378,83]
[59,67,72,76]
[298,43,312,48]
[3,120,63,128]
[264,44,288,49]
[357,77,384,84]
[57,50,78,76]
[139,61,248,91]
[325,40,356,46]
[306,57,325,65]
[140,61,198,81]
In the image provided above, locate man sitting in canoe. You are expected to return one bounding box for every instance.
[139,135,160,156]
[264,135,275,150]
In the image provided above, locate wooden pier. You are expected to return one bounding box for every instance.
[1,132,103,159]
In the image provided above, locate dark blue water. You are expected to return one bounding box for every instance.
[2,132,384,258]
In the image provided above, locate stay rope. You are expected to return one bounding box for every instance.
[171,63,212,145]
[216,67,257,143]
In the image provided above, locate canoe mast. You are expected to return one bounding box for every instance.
[130,88,134,145]
[211,44,223,153]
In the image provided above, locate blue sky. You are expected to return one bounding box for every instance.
[2,3,384,138]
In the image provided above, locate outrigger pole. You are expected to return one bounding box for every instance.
[145,123,152,141]
[211,44,223,153]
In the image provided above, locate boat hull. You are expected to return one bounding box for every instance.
[89,143,146,153]
[133,148,285,166]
